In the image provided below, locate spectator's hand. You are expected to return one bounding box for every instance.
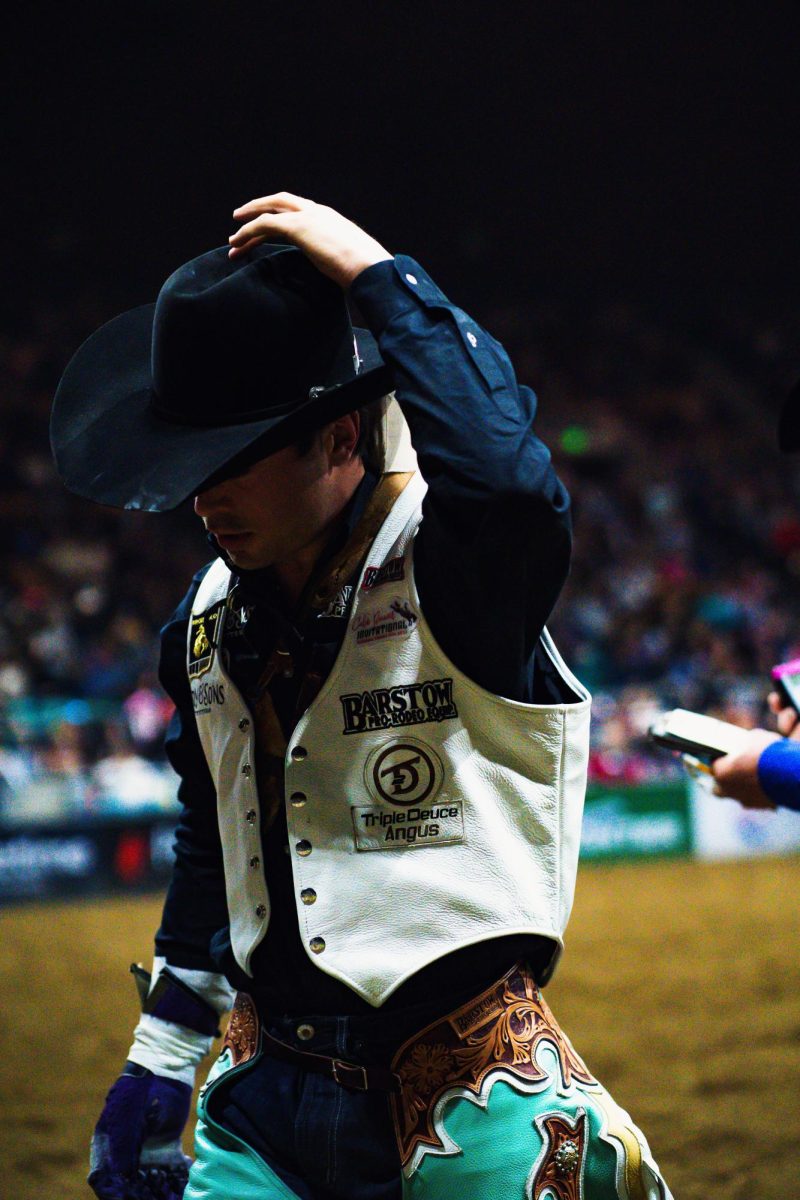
[711,728,780,809]
[228,192,392,288]
[767,690,800,738]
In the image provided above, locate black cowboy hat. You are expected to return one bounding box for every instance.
[778,379,800,453]
[50,244,394,511]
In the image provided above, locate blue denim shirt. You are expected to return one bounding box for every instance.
[154,256,572,1013]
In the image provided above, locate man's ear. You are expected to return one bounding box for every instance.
[327,412,361,465]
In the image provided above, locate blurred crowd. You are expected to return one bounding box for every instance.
[2,276,800,823]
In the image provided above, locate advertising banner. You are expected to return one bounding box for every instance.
[0,820,177,905]
[689,778,800,860]
[580,782,692,861]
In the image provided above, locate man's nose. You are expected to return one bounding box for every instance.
[193,484,223,518]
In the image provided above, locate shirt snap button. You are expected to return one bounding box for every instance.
[466,331,478,347]
[301,888,317,905]
[291,746,308,761]
[296,1023,315,1041]
[255,904,267,919]
[246,809,257,825]
[290,792,307,807]
[296,840,312,857]
[405,273,418,285]
[238,717,250,731]
[249,855,260,869]
[309,937,326,954]
[241,763,252,777]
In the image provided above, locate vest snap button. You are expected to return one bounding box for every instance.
[300,888,317,905]
[255,904,267,919]
[238,717,250,731]
[291,746,308,761]
[246,809,257,824]
[296,1023,315,1040]
[296,840,312,857]
[309,937,326,954]
[290,792,307,807]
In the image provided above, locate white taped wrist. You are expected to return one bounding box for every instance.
[127,1013,213,1086]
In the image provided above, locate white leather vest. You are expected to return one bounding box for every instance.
[189,472,591,1006]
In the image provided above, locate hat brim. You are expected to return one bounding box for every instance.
[51,304,393,511]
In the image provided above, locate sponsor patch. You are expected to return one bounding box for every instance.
[353,740,461,851]
[351,597,417,645]
[352,802,464,851]
[189,602,224,679]
[318,584,353,619]
[223,601,253,638]
[191,679,226,715]
[364,738,444,806]
[360,557,406,591]
[340,677,458,735]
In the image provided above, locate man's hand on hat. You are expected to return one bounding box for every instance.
[229,192,392,289]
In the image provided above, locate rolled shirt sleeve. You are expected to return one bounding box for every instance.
[758,738,800,812]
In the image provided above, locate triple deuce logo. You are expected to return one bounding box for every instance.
[340,678,458,734]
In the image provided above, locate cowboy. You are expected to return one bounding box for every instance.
[52,193,672,1200]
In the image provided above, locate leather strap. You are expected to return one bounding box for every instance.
[261,1027,401,1094]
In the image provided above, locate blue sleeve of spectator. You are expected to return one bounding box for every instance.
[350,256,571,699]
[757,739,800,812]
[153,565,230,971]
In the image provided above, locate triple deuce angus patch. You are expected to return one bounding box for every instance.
[352,737,464,851]
[340,678,458,734]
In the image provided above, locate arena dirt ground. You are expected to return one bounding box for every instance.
[2,854,798,1199]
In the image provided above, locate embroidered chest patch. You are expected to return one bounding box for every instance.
[189,601,225,679]
[340,677,458,735]
[351,737,464,851]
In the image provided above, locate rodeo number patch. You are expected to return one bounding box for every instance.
[188,603,224,679]
[352,738,463,851]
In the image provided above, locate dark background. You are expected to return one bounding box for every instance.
[4,1,799,323]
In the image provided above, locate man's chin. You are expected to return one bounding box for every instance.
[215,534,268,570]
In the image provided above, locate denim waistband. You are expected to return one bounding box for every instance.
[259,977,492,1065]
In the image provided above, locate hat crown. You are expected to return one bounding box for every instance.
[151,245,352,426]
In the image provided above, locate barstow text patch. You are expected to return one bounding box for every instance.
[341,678,458,735]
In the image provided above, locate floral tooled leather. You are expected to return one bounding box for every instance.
[222,992,260,1067]
[531,1112,587,1200]
[390,963,596,1168]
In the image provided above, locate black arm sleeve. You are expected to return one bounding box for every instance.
[153,567,230,970]
[350,257,572,699]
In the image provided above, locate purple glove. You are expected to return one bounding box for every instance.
[88,1062,193,1200]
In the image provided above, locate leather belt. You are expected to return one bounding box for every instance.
[261,1027,401,1094]
[222,991,401,1094]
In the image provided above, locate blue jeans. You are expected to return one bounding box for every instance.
[200,1008,427,1200]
